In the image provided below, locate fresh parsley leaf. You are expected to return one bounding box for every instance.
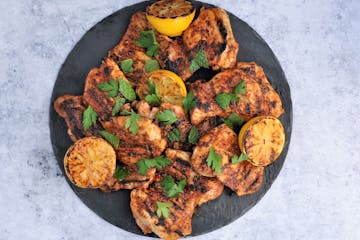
[156,110,178,125]
[145,94,161,106]
[120,59,134,73]
[97,78,119,98]
[215,93,238,110]
[99,130,120,148]
[167,128,181,142]
[136,156,171,176]
[231,153,248,164]
[125,110,141,135]
[182,91,196,114]
[188,126,199,145]
[113,165,129,180]
[82,105,97,131]
[145,81,161,106]
[156,201,173,219]
[112,97,125,116]
[120,110,132,116]
[206,147,222,174]
[235,80,246,94]
[135,30,159,57]
[189,48,209,73]
[147,81,156,94]
[145,59,160,72]
[118,78,136,101]
[223,113,245,130]
[160,175,186,198]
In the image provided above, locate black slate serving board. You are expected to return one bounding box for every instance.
[49,1,292,237]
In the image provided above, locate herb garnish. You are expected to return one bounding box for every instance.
[136,156,171,176]
[160,175,186,198]
[82,105,97,131]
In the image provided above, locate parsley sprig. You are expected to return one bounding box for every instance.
[156,201,173,219]
[167,128,181,142]
[189,49,209,73]
[231,153,248,164]
[206,147,222,174]
[113,165,129,180]
[119,78,136,101]
[145,59,160,72]
[120,59,134,73]
[223,113,245,130]
[145,81,161,106]
[135,30,159,57]
[215,81,247,110]
[156,110,178,125]
[136,156,171,176]
[112,97,125,116]
[99,130,120,148]
[82,105,97,131]
[160,175,186,198]
[125,110,141,135]
[182,91,196,114]
[188,126,199,145]
[97,78,118,98]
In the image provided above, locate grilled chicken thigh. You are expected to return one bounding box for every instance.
[190,62,284,124]
[191,124,239,177]
[54,95,99,142]
[183,7,239,70]
[101,116,167,165]
[130,149,223,239]
[83,58,129,119]
[108,12,173,86]
[191,124,264,196]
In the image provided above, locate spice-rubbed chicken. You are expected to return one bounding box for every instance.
[54,95,100,142]
[191,124,239,177]
[100,116,167,165]
[183,7,239,70]
[108,12,173,86]
[130,148,223,240]
[100,167,156,192]
[190,62,284,125]
[83,58,129,119]
[191,124,264,196]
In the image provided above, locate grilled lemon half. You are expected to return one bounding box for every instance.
[146,0,196,37]
[137,69,187,105]
[239,116,285,167]
[64,137,116,188]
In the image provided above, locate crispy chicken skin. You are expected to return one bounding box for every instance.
[190,62,284,124]
[218,161,264,196]
[130,149,223,240]
[101,116,167,165]
[83,58,129,119]
[191,124,239,177]
[100,167,156,192]
[183,7,239,70]
[54,95,99,142]
[108,12,173,86]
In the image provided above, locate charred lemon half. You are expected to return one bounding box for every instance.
[146,0,196,37]
[239,116,285,167]
[64,137,116,188]
[137,69,187,105]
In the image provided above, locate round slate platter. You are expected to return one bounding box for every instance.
[49,1,292,237]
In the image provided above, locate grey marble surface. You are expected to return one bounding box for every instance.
[0,0,359,239]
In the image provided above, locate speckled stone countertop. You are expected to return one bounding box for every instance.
[0,0,359,239]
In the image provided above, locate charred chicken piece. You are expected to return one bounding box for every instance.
[190,62,284,125]
[101,116,167,165]
[54,95,99,142]
[183,7,239,71]
[130,148,223,240]
[100,167,156,192]
[83,58,129,119]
